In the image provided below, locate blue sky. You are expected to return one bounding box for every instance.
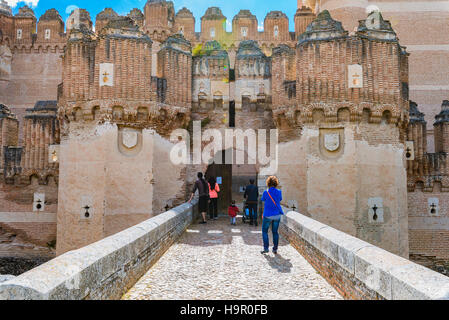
[6,0,298,31]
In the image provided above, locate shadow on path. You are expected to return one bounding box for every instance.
[263,253,293,273]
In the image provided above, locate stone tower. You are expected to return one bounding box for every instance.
[37,9,64,43]
[318,0,449,153]
[173,7,195,43]
[201,7,227,43]
[127,8,144,29]
[57,17,156,254]
[274,10,410,257]
[0,104,19,174]
[233,10,258,41]
[143,0,175,42]
[66,8,92,32]
[157,34,192,109]
[264,11,290,42]
[192,40,230,112]
[294,6,316,38]
[434,101,449,154]
[95,8,119,34]
[407,101,427,179]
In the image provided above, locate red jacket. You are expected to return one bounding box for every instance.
[228,205,239,218]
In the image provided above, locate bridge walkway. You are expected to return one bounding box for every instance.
[122,216,342,300]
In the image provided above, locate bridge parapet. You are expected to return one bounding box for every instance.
[0,201,198,300]
[280,210,449,300]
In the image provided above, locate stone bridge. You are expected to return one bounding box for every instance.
[1,201,448,300]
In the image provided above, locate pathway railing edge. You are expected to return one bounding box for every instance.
[0,200,199,300]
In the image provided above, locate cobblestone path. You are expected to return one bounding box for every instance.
[122,216,342,300]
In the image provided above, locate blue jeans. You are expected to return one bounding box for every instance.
[262,217,280,251]
[248,203,258,223]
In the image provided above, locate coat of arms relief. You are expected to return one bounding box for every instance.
[320,129,344,156]
[122,129,138,149]
[324,133,340,152]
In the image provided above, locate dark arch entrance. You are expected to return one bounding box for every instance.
[206,151,232,213]
[205,150,258,214]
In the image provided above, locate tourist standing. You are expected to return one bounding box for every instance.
[244,179,259,226]
[189,172,210,224]
[208,177,220,220]
[260,176,284,254]
[228,200,239,226]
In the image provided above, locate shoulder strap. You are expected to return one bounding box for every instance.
[267,190,282,214]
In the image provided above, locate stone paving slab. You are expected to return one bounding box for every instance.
[122,217,342,300]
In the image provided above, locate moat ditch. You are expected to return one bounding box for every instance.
[0,256,52,276]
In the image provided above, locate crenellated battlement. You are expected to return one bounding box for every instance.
[272,10,409,131]
[0,6,66,48]
[408,100,449,192]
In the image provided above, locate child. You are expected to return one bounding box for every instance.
[228,200,239,225]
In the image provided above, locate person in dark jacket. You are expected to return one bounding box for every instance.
[189,172,210,224]
[244,179,259,226]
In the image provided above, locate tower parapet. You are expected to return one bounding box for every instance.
[434,100,449,154]
[67,8,92,32]
[13,6,37,44]
[20,101,59,183]
[294,6,316,40]
[157,34,192,110]
[37,9,65,43]
[271,44,296,112]
[0,104,19,180]
[95,8,119,34]
[235,40,271,110]
[192,40,230,110]
[0,0,11,16]
[263,11,290,42]
[201,7,226,43]
[174,7,195,43]
[407,101,427,179]
[61,16,154,127]
[127,8,144,29]
[233,10,258,41]
[295,10,408,126]
[144,0,175,42]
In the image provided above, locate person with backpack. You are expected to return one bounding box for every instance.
[244,179,259,226]
[260,176,284,255]
[208,177,220,220]
[189,172,210,224]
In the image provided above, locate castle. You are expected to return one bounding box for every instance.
[0,0,448,276]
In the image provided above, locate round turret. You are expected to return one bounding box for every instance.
[202,7,226,21]
[298,10,347,44]
[127,8,144,28]
[409,101,426,124]
[95,8,119,33]
[15,5,35,18]
[0,0,12,16]
[67,8,93,32]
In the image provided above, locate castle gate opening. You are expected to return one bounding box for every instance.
[205,150,258,214]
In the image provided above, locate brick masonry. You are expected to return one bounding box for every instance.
[0,0,447,275]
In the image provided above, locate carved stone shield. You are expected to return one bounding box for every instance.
[324,133,340,152]
[122,131,138,149]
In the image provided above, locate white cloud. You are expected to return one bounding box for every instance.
[5,0,39,8]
